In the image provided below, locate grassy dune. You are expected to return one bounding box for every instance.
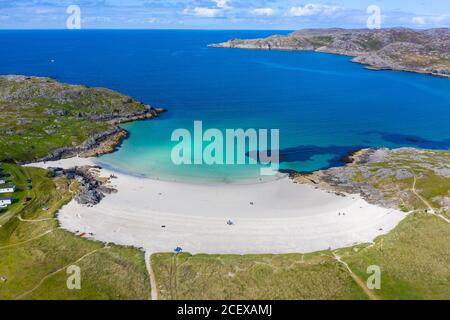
[0,164,150,300]
[336,212,450,300]
[151,252,366,300]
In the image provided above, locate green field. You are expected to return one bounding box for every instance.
[151,252,367,300]
[337,212,450,300]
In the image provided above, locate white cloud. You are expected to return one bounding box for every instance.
[289,4,342,17]
[252,8,275,17]
[182,0,230,18]
[183,7,220,18]
[411,15,450,25]
[412,16,426,25]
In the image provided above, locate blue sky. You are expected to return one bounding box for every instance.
[0,0,449,29]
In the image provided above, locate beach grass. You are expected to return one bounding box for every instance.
[151,252,367,300]
[0,164,150,300]
[356,149,450,211]
[335,212,450,300]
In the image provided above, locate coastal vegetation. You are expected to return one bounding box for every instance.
[210,28,450,77]
[292,148,450,215]
[151,251,367,300]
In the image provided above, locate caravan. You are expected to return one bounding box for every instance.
[0,198,12,208]
[0,186,15,194]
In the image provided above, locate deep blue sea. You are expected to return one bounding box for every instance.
[1,30,449,183]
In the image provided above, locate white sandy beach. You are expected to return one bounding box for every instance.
[28,157,406,255]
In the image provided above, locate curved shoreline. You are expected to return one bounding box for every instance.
[27,156,406,255]
[19,107,167,165]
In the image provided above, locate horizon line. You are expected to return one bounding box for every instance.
[0,26,446,31]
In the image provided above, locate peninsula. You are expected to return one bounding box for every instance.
[210,28,450,77]
[0,75,166,164]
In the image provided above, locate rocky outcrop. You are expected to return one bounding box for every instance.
[291,148,450,211]
[49,166,117,206]
[22,107,166,164]
[210,28,450,78]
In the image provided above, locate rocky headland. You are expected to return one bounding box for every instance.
[0,75,166,163]
[210,28,450,77]
[290,148,450,212]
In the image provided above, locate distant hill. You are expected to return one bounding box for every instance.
[210,28,450,77]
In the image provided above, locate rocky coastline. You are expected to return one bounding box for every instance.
[0,75,168,164]
[210,28,450,78]
[290,148,450,211]
[21,106,167,164]
[49,166,117,206]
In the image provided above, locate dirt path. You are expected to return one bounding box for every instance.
[14,246,109,300]
[412,176,449,224]
[0,229,57,250]
[17,214,56,223]
[145,252,158,300]
[333,253,379,300]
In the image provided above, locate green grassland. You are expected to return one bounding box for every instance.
[362,149,449,212]
[0,164,150,300]
[0,76,149,162]
[151,252,367,300]
[336,212,450,300]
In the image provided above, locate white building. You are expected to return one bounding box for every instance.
[0,186,15,193]
[0,198,12,206]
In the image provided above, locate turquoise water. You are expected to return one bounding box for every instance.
[1,30,449,183]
